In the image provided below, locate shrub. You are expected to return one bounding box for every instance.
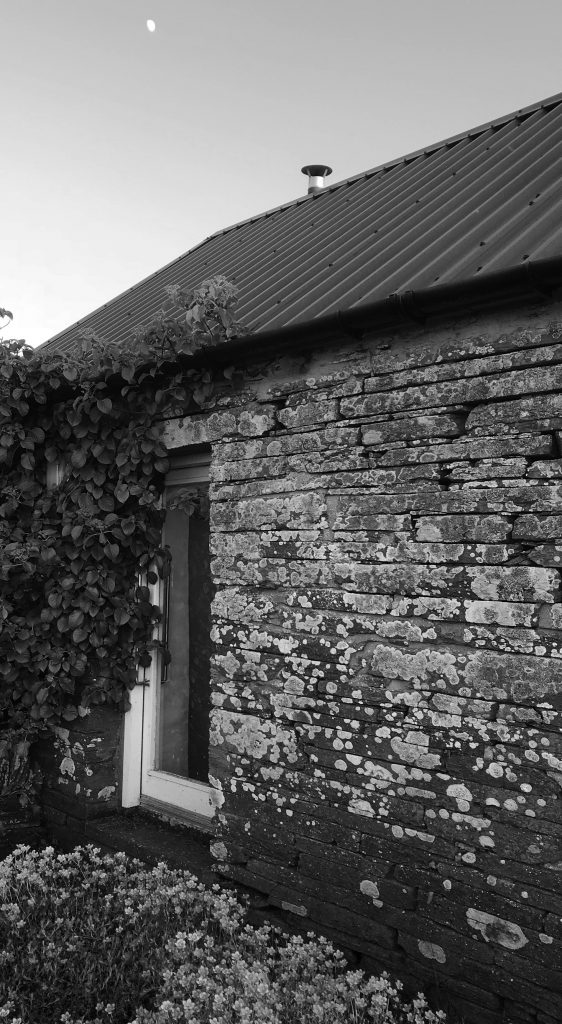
[131,927,447,1024]
[0,844,243,1024]
[0,846,447,1024]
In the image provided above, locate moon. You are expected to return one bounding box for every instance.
[146,19,156,32]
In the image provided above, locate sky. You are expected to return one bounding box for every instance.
[1,0,561,348]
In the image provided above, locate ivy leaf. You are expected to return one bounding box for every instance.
[120,363,135,383]
[114,483,129,503]
[76,492,95,513]
[0,275,240,746]
[71,449,87,469]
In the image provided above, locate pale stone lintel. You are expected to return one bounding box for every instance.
[162,406,277,449]
[163,416,214,449]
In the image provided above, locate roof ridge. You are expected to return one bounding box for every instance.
[203,91,562,241]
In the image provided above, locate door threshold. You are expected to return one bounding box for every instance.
[140,795,218,835]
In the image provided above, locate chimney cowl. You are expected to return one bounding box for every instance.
[301,164,332,195]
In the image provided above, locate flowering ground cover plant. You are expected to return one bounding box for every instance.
[0,846,447,1024]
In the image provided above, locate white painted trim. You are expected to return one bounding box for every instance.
[46,461,64,489]
[139,795,218,833]
[121,450,219,821]
[166,452,210,485]
[121,684,144,807]
[141,771,217,819]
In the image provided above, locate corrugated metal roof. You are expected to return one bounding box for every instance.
[43,92,562,354]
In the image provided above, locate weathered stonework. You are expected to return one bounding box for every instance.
[202,303,562,1024]
[35,300,562,1024]
[34,707,122,842]
[0,735,43,856]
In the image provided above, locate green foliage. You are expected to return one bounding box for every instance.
[0,844,245,1024]
[0,278,244,750]
[0,845,448,1024]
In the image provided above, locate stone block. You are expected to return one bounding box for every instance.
[513,514,562,539]
[362,414,464,444]
[277,399,339,430]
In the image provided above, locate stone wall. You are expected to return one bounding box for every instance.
[35,299,562,1023]
[0,733,43,857]
[34,707,122,844]
[185,300,560,1024]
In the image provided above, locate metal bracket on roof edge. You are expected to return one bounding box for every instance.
[387,290,426,326]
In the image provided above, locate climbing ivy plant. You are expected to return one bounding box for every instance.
[0,276,243,749]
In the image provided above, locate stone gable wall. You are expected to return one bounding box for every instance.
[36,299,562,1024]
[189,301,560,1024]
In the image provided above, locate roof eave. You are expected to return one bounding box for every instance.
[38,257,562,406]
[191,255,562,366]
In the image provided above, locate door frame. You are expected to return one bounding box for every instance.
[121,450,219,824]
